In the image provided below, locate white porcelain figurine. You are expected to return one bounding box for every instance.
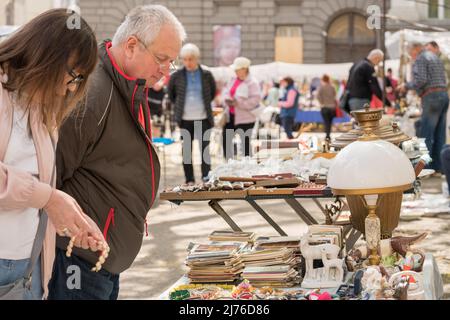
[321,247,344,282]
[300,233,343,288]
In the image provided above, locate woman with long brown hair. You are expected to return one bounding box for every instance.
[0,9,105,300]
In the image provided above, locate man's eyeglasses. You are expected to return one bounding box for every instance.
[135,37,177,72]
[67,69,84,86]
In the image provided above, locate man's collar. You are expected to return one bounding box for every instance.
[365,58,374,66]
[185,66,201,73]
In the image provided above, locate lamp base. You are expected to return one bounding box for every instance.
[346,192,403,237]
[365,206,381,266]
[368,249,381,265]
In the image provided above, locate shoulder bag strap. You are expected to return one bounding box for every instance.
[24,138,56,289]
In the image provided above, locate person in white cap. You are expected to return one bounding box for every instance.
[222,57,262,159]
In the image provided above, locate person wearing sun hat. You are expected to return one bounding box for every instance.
[222,57,262,159]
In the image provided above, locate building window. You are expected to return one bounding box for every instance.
[429,0,439,18]
[326,12,376,63]
[445,0,450,18]
[275,26,303,63]
[427,0,450,19]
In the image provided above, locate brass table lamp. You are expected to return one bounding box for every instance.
[327,107,416,265]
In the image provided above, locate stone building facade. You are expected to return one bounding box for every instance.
[78,0,388,65]
[76,0,450,65]
[3,1,450,64]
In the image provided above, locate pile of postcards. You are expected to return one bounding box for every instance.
[307,225,343,248]
[240,237,302,287]
[185,232,306,286]
[185,241,250,283]
[208,230,257,243]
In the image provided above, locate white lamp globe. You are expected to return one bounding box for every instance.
[327,139,416,194]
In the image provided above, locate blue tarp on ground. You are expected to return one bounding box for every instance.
[152,138,175,145]
[295,110,351,124]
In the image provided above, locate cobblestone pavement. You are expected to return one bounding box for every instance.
[118,142,450,300]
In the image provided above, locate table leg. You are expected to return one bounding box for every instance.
[246,199,288,236]
[312,198,327,215]
[208,200,242,232]
[344,226,362,252]
[284,198,318,225]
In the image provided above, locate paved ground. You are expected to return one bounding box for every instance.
[117,138,450,300]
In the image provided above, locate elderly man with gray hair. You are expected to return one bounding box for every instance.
[48,5,186,300]
[168,43,217,184]
[400,41,449,174]
[345,49,391,111]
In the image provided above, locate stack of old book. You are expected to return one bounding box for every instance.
[240,246,301,287]
[208,230,256,244]
[253,236,301,262]
[185,242,246,283]
[307,225,343,249]
[254,236,300,250]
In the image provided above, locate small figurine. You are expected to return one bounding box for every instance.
[397,251,425,272]
[390,233,427,257]
[232,280,255,300]
[301,233,342,288]
[361,266,385,299]
[353,269,365,296]
[388,271,425,300]
[321,247,344,282]
[393,276,410,300]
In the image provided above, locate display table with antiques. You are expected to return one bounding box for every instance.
[159,106,444,300]
[158,228,443,300]
[160,174,363,252]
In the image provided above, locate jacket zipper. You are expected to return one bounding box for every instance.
[102,208,115,242]
[145,87,156,206]
[130,85,155,238]
[145,219,149,237]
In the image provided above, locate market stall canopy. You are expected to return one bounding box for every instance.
[386,28,450,60]
[203,60,400,85]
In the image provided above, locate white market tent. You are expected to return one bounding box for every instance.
[386,28,450,60]
[203,60,400,85]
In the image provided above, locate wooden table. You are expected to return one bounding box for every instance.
[160,188,362,252]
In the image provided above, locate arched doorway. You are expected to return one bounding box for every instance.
[326,12,377,63]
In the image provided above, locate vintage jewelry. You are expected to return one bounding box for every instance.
[65,236,110,272]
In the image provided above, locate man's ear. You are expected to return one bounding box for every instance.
[124,36,139,59]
